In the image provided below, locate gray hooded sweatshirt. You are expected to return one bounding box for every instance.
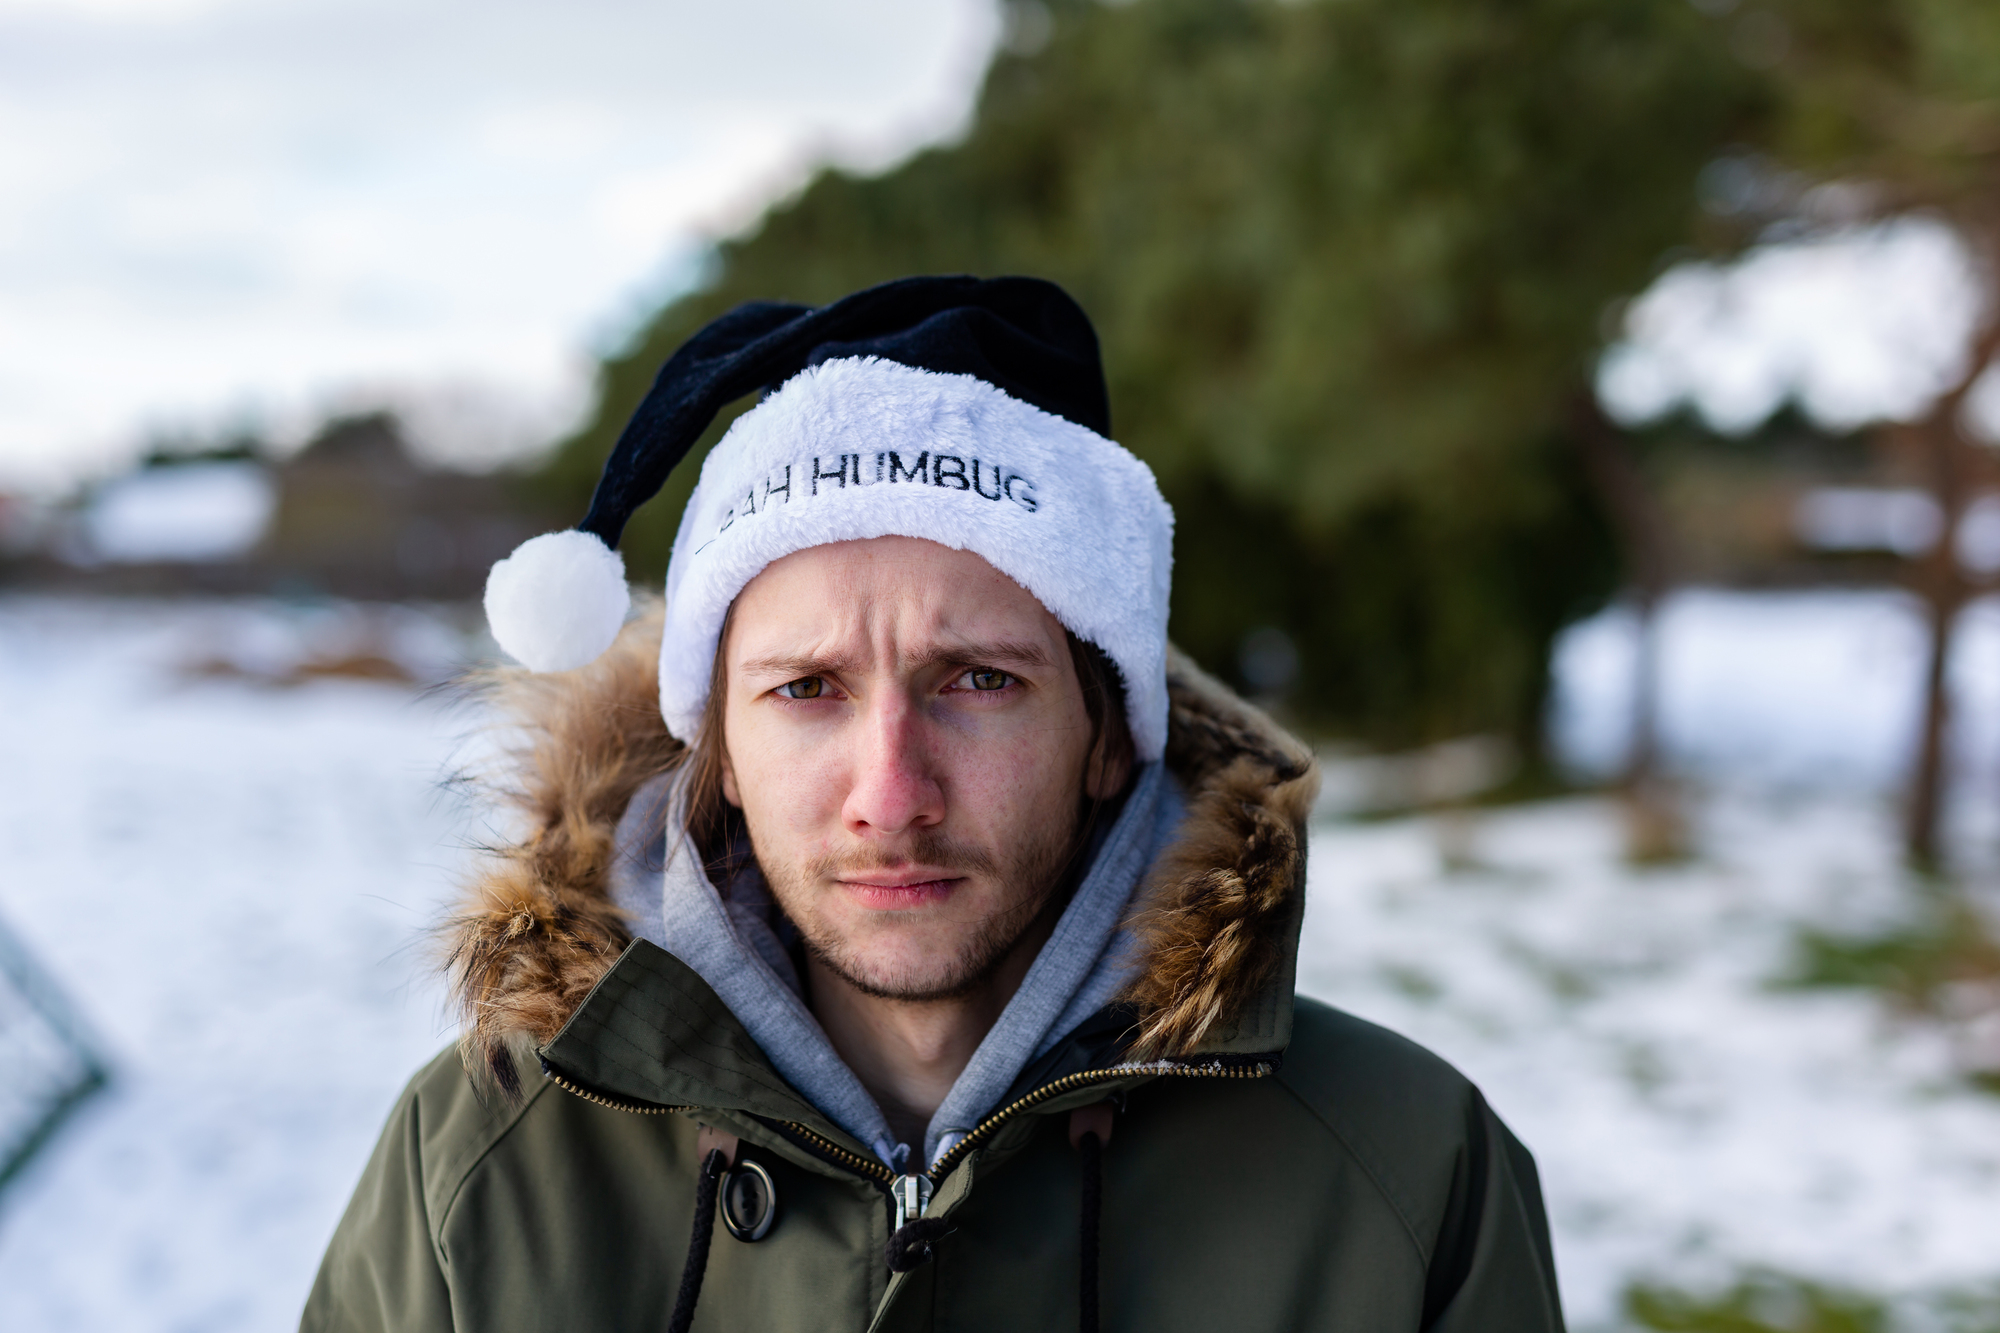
[609,762,1183,1170]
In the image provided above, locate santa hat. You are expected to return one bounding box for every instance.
[483,275,1175,760]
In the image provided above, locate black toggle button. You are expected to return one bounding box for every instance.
[719,1160,778,1242]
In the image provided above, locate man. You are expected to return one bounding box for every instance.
[306,276,1564,1331]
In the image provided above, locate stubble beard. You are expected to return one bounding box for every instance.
[755,816,1081,1003]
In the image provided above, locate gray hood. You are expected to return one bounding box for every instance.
[608,762,1184,1168]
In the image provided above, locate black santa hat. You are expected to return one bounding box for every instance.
[484,274,1175,759]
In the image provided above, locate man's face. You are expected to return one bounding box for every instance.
[719,536,1125,1001]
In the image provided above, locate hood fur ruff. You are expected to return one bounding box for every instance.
[445,606,1319,1098]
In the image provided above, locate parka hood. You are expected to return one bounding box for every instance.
[444,605,1319,1098]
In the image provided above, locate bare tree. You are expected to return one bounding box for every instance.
[1900,308,2000,870]
[1572,394,1687,862]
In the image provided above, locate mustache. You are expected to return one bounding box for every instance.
[805,826,1000,881]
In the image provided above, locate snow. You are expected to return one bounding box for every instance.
[1596,217,1989,437]
[1551,588,2000,807]
[1,591,1998,1330]
[1792,486,1943,557]
[0,598,479,1331]
[1297,795,2000,1322]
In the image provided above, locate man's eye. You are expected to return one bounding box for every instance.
[776,676,825,699]
[964,669,1011,692]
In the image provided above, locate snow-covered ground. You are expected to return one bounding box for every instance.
[1297,797,2000,1323]
[0,598,476,1332]
[1,590,1997,1330]
[1555,587,2000,804]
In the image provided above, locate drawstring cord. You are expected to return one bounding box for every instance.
[878,1102,1114,1331]
[667,1148,729,1333]
[885,1216,954,1272]
[1077,1128,1104,1333]
[1069,1100,1114,1333]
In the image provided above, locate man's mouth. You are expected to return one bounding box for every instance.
[835,872,964,910]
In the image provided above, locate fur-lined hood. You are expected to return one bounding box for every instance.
[445,608,1319,1095]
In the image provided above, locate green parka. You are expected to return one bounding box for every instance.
[304,618,1564,1332]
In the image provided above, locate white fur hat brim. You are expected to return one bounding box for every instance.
[659,356,1174,760]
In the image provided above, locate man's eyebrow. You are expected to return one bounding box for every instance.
[736,639,1059,679]
[737,650,863,680]
[907,638,1058,672]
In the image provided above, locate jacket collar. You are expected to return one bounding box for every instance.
[444,604,1319,1101]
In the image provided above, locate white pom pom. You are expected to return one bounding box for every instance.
[484,530,631,672]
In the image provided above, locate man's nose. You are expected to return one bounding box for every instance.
[840,691,944,836]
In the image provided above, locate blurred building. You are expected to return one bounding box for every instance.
[255,413,540,600]
[77,460,275,566]
[5,413,549,601]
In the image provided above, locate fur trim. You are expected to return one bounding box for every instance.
[443,608,1318,1090]
[1120,648,1318,1057]
[442,611,683,1097]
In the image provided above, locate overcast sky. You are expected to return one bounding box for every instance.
[0,0,998,491]
[3,0,1990,496]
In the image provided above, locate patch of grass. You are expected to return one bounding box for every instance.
[1780,890,2000,1094]
[1625,1274,1887,1333]
[1501,937,1603,1004]
[1617,1038,1670,1097]
[1378,962,1443,1003]
[1784,893,2000,1015]
[1624,1272,2000,1333]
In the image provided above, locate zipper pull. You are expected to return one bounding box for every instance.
[890,1173,933,1231]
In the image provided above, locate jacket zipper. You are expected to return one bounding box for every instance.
[924,1057,1274,1182]
[542,1066,691,1116]
[545,1056,1275,1189]
[543,1064,897,1181]
[771,1120,897,1183]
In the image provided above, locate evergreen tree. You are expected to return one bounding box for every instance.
[538,0,1769,746]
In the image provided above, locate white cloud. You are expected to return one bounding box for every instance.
[0,0,1001,492]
